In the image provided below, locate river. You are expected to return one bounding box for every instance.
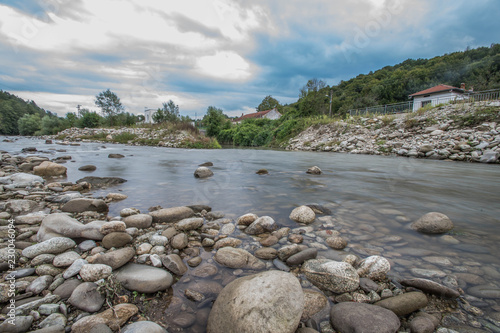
[2,136,500,330]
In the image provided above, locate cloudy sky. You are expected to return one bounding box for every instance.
[0,0,498,118]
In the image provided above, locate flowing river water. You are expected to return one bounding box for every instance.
[2,136,500,331]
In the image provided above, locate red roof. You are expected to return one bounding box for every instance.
[234,108,280,122]
[409,84,464,97]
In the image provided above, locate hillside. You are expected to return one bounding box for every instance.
[296,44,500,116]
[0,90,48,135]
[286,101,500,163]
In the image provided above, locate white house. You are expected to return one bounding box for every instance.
[233,108,282,124]
[143,108,156,124]
[409,84,471,111]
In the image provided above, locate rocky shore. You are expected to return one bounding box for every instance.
[52,126,220,149]
[287,102,500,164]
[1,149,500,332]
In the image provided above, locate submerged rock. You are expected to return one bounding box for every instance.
[306,166,322,175]
[194,166,213,178]
[330,302,400,333]
[302,259,359,293]
[375,292,428,316]
[76,176,127,188]
[289,206,316,224]
[411,212,454,234]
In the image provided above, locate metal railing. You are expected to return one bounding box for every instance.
[348,88,500,117]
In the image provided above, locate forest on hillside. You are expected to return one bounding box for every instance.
[295,43,500,117]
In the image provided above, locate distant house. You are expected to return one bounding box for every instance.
[233,108,282,124]
[409,84,471,111]
[143,108,156,124]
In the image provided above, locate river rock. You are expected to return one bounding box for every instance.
[214,247,265,270]
[100,221,126,235]
[302,290,328,321]
[78,165,97,171]
[468,285,500,299]
[63,258,88,278]
[302,259,359,293]
[123,214,152,228]
[236,213,258,226]
[375,292,428,316]
[161,254,188,275]
[356,255,391,280]
[149,234,169,246]
[150,206,194,223]
[330,302,400,333]
[214,237,242,249]
[120,208,140,217]
[92,247,135,269]
[15,211,47,225]
[22,237,76,258]
[411,212,454,234]
[289,205,316,224]
[254,248,278,260]
[108,154,125,158]
[33,161,67,177]
[245,216,278,235]
[102,232,132,249]
[306,166,322,174]
[171,233,188,249]
[480,150,500,163]
[68,282,105,312]
[207,271,304,333]
[80,264,112,282]
[0,172,44,188]
[37,213,105,242]
[286,248,318,266]
[122,321,167,333]
[62,198,109,213]
[53,279,82,300]
[175,217,204,231]
[71,303,138,333]
[36,264,64,276]
[400,278,460,298]
[326,236,348,250]
[26,275,53,295]
[114,263,173,293]
[191,264,218,278]
[0,316,34,332]
[409,314,438,333]
[53,251,81,267]
[5,199,39,214]
[194,167,213,178]
[278,244,301,261]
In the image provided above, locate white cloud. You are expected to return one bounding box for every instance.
[196,51,252,80]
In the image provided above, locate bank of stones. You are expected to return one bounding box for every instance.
[0,148,497,333]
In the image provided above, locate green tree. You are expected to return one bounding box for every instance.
[0,102,19,134]
[256,95,282,112]
[299,78,327,99]
[153,100,180,123]
[18,114,41,135]
[65,112,78,127]
[203,106,229,137]
[94,89,124,126]
[79,111,102,128]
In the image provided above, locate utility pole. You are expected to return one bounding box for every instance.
[325,91,333,117]
[77,105,81,117]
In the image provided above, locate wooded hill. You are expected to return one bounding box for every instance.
[296,43,500,117]
[0,90,48,135]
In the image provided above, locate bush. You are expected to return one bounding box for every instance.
[112,132,137,143]
[18,114,41,135]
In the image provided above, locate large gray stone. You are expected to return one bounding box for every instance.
[245,216,278,235]
[101,232,132,249]
[356,255,391,281]
[80,264,112,282]
[68,282,105,312]
[62,198,108,213]
[76,176,127,188]
[289,206,316,224]
[149,206,194,223]
[175,217,204,231]
[286,248,318,266]
[330,302,400,333]
[411,212,454,234]
[114,263,173,293]
[468,285,500,299]
[302,259,359,293]
[480,150,500,163]
[26,275,53,295]
[92,247,135,270]
[122,214,152,229]
[194,167,213,178]
[207,271,304,333]
[122,321,167,333]
[34,161,67,177]
[5,199,39,215]
[53,251,81,267]
[400,278,460,299]
[214,247,265,270]
[375,292,428,316]
[161,254,188,275]
[0,172,44,188]
[53,279,82,300]
[37,213,105,242]
[22,237,76,258]
[0,315,34,332]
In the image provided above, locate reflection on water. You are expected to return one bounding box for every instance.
[2,137,500,330]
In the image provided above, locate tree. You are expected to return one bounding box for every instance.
[17,114,41,135]
[299,78,327,99]
[153,100,180,123]
[203,106,229,137]
[256,95,282,112]
[79,111,102,128]
[65,112,78,127]
[94,89,124,126]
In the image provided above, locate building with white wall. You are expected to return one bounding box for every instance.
[143,108,156,124]
[409,84,470,111]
